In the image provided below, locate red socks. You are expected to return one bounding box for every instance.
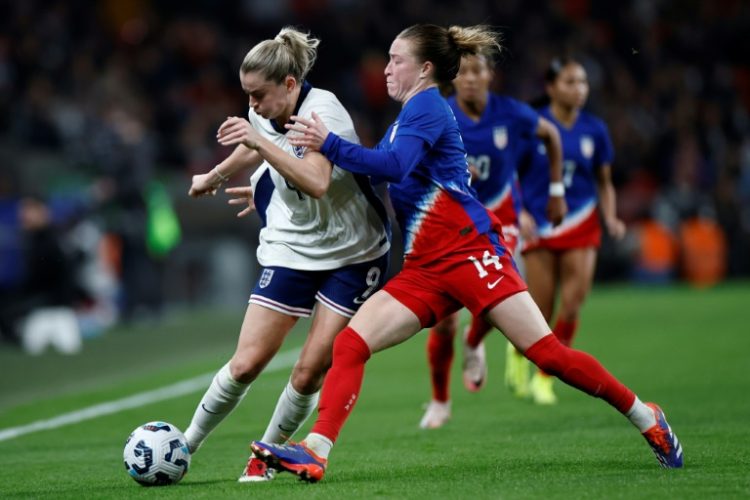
[427,328,454,402]
[524,334,636,413]
[465,315,492,348]
[311,326,636,444]
[311,327,371,442]
[538,317,579,375]
[553,317,578,347]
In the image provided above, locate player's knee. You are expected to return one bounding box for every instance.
[433,316,457,336]
[560,291,587,318]
[290,364,326,394]
[228,356,263,384]
[332,327,371,363]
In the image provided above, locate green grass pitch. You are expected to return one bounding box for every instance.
[0,283,748,498]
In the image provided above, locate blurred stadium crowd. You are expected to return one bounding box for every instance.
[1,0,749,350]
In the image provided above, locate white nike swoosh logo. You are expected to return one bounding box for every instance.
[487,276,504,289]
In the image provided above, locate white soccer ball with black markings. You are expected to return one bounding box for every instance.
[123,421,191,486]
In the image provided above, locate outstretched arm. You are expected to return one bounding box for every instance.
[189,144,262,197]
[286,112,428,183]
[218,116,333,198]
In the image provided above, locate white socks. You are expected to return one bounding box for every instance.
[261,381,320,443]
[184,362,250,453]
[184,366,322,456]
[304,432,333,459]
[625,396,657,432]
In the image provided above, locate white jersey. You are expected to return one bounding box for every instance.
[248,84,390,271]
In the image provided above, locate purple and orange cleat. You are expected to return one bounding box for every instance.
[642,403,683,468]
[251,441,327,483]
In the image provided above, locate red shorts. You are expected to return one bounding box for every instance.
[490,203,520,256]
[522,209,601,253]
[499,224,520,256]
[383,230,527,328]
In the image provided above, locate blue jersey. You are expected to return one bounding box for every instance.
[520,106,613,238]
[377,88,498,263]
[447,94,539,224]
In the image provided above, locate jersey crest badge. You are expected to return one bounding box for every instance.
[389,122,399,143]
[580,136,594,159]
[292,145,306,158]
[493,126,508,150]
[258,269,275,289]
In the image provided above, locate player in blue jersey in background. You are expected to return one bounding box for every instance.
[420,50,567,429]
[513,57,627,405]
[250,25,682,481]
[183,27,390,482]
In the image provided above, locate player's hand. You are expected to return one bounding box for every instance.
[189,172,220,197]
[546,196,567,226]
[285,111,329,151]
[519,209,538,244]
[217,117,261,150]
[467,163,480,182]
[605,217,626,240]
[225,186,255,217]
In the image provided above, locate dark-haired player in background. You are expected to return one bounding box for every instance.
[514,57,627,405]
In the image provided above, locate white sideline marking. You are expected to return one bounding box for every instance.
[0,348,301,443]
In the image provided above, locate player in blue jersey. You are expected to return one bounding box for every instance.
[514,57,627,405]
[420,50,567,429]
[183,27,390,482]
[251,25,682,482]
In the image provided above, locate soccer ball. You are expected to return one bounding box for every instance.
[123,421,191,486]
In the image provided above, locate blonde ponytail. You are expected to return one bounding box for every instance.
[241,26,320,83]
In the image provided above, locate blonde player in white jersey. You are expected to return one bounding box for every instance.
[184,27,390,482]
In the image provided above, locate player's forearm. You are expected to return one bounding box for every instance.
[597,181,617,221]
[595,165,618,222]
[321,133,424,182]
[255,137,331,198]
[541,129,563,184]
[214,145,262,180]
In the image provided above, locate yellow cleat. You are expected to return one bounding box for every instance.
[504,342,530,398]
[530,372,558,405]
